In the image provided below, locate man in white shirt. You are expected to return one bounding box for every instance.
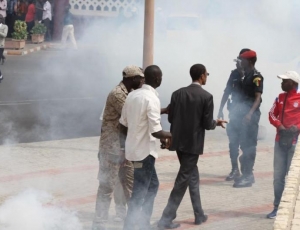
[0,0,7,19]
[120,65,171,230]
[42,0,51,41]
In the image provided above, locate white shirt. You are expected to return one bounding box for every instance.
[119,84,162,161]
[42,1,52,20]
[0,0,7,18]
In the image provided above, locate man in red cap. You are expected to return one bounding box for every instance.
[233,50,264,188]
[218,48,250,181]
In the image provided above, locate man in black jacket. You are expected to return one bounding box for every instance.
[217,48,250,181]
[157,64,227,229]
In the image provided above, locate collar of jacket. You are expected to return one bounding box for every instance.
[119,81,129,95]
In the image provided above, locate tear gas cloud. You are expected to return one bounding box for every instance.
[0,189,82,230]
[2,0,300,142]
[80,0,300,135]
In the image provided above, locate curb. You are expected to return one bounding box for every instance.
[4,44,50,56]
[274,143,300,230]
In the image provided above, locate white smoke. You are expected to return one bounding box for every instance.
[0,189,82,230]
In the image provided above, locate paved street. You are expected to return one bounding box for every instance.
[0,131,275,230]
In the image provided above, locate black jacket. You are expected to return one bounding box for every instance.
[168,84,216,155]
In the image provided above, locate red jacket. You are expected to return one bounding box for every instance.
[269,89,300,143]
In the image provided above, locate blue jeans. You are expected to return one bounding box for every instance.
[273,142,296,208]
[123,155,159,230]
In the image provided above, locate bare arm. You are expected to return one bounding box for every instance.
[248,92,261,116]
[218,91,230,119]
[152,130,171,139]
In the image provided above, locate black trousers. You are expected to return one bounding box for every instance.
[26,21,35,35]
[42,18,51,41]
[160,151,203,223]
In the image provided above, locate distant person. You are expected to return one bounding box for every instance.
[6,0,16,37]
[217,48,250,181]
[25,0,35,36]
[61,4,77,49]
[0,15,7,78]
[157,64,227,229]
[267,71,300,219]
[92,66,144,230]
[120,65,172,230]
[232,50,263,188]
[0,0,7,19]
[38,0,51,41]
[35,0,43,23]
[14,0,27,21]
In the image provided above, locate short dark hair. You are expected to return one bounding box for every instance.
[239,48,250,55]
[144,65,161,83]
[190,64,206,81]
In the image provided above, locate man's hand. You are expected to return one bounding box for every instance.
[160,137,172,149]
[289,125,298,133]
[217,110,224,119]
[278,125,286,131]
[161,105,170,115]
[216,119,227,128]
[243,113,252,124]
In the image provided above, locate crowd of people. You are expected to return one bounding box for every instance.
[92,49,300,230]
[0,0,77,48]
[0,0,52,40]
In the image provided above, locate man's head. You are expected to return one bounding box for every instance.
[239,50,257,69]
[235,48,250,70]
[65,3,71,11]
[144,65,162,89]
[190,64,208,85]
[122,65,144,90]
[28,0,34,4]
[277,71,300,92]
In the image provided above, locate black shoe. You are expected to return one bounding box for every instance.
[233,175,253,188]
[225,168,240,181]
[266,208,278,219]
[157,220,181,229]
[234,174,255,183]
[195,214,208,225]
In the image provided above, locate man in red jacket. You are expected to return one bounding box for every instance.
[267,71,300,219]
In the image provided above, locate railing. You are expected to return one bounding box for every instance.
[69,0,141,17]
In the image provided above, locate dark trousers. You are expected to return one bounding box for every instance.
[226,119,241,169]
[42,18,51,41]
[239,109,261,175]
[273,142,295,208]
[6,14,15,37]
[160,151,203,224]
[123,155,159,230]
[26,21,35,35]
[0,48,4,77]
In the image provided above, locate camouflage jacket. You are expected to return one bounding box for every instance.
[99,82,128,158]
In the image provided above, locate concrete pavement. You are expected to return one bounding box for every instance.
[0,130,276,230]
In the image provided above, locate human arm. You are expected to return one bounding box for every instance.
[147,98,171,139]
[111,90,126,116]
[244,92,261,123]
[161,104,170,115]
[204,95,227,130]
[269,97,283,129]
[218,91,230,119]
[0,25,8,38]
[167,93,176,124]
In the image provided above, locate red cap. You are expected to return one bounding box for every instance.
[239,50,257,59]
